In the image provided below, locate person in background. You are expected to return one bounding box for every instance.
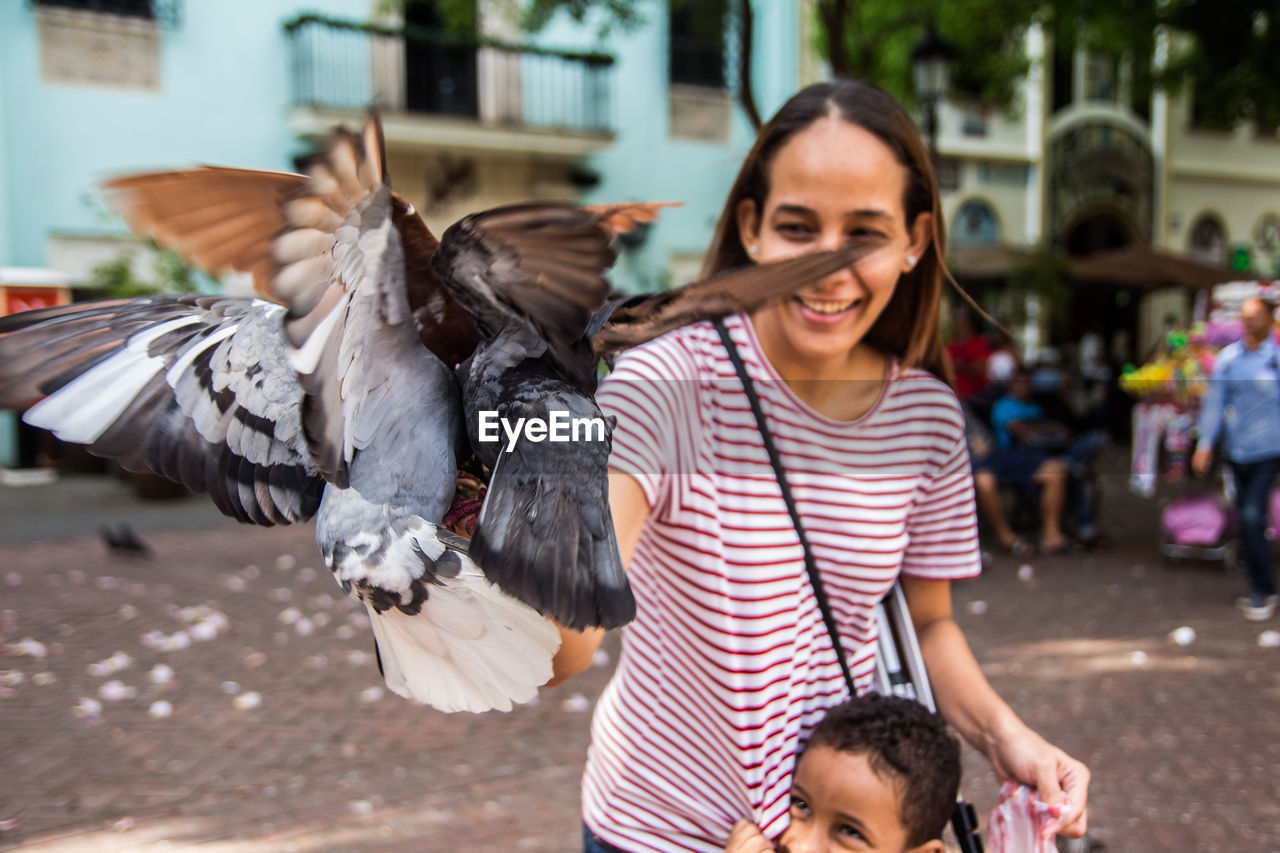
[968,389,1071,558]
[724,694,960,853]
[1193,296,1280,621]
[985,328,1019,393]
[947,309,992,401]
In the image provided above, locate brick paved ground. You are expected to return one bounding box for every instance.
[1,465,1278,852]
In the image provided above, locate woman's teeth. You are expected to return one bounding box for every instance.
[798,297,855,315]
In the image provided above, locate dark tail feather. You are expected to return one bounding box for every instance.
[469,451,634,631]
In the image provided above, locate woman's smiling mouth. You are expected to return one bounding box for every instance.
[796,296,858,316]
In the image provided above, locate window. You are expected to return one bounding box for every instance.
[35,0,152,18]
[1187,214,1226,267]
[950,200,1001,248]
[669,0,726,89]
[1083,52,1117,103]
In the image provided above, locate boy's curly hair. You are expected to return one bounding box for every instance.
[804,693,961,847]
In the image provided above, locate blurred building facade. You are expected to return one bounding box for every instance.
[935,25,1280,361]
[0,0,809,468]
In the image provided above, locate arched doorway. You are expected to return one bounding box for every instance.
[1064,210,1135,256]
[1061,211,1144,367]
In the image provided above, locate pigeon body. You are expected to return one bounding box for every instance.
[0,114,888,712]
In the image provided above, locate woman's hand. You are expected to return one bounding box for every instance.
[725,819,774,853]
[903,577,1091,838]
[988,722,1091,838]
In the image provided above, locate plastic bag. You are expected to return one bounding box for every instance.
[987,782,1066,853]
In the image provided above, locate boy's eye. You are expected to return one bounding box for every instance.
[789,794,811,816]
[836,822,867,843]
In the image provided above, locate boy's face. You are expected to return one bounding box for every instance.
[777,746,943,853]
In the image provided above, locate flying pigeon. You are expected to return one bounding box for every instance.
[0,115,885,713]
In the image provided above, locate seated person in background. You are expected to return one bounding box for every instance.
[947,310,992,403]
[967,395,1072,557]
[985,329,1019,394]
[725,693,960,853]
[1014,363,1106,546]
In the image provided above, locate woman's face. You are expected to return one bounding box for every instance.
[738,115,931,371]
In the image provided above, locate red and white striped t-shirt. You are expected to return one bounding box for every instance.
[585,314,981,853]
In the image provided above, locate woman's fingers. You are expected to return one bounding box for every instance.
[1053,755,1092,838]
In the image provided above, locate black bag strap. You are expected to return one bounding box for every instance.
[712,318,857,697]
[715,319,986,853]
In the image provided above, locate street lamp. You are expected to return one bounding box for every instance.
[911,26,954,159]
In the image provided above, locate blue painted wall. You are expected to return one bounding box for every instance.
[0,0,372,269]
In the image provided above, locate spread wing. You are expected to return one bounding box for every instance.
[267,117,463,496]
[0,296,323,525]
[105,168,307,296]
[432,201,672,380]
[592,235,891,354]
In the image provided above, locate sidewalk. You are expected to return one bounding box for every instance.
[1,465,1278,851]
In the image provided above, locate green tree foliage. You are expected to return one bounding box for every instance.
[514,0,1277,128]
[89,242,199,299]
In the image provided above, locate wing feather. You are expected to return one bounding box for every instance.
[0,297,324,525]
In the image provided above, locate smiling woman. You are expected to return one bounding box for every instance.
[553,80,1091,853]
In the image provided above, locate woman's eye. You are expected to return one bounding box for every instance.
[775,223,813,237]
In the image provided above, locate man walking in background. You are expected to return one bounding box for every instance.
[1193,296,1280,621]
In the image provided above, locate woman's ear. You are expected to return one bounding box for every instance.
[905,838,946,853]
[736,198,760,259]
[903,211,934,273]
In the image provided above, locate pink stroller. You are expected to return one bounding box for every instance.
[1160,485,1237,569]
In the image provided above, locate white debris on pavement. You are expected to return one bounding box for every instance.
[117,604,137,621]
[1127,650,1150,666]
[98,680,136,701]
[562,694,591,712]
[1168,626,1196,646]
[88,651,134,677]
[274,554,297,571]
[592,649,611,668]
[356,686,384,704]
[1017,564,1035,581]
[149,663,175,685]
[1258,630,1280,648]
[148,700,173,719]
[5,637,48,659]
[232,691,262,710]
[72,697,103,719]
[966,600,989,615]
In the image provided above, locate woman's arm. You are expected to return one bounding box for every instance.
[902,576,1091,838]
[547,470,650,685]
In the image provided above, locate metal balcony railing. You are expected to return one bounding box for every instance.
[284,14,614,136]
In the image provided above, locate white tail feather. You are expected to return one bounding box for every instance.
[366,562,560,713]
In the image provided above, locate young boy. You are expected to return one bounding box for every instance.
[726,693,961,853]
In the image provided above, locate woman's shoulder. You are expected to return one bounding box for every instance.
[886,365,966,431]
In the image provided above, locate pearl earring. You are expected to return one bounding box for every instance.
[905,253,918,270]
[748,244,758,256]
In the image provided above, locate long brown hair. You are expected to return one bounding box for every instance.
[702,79,952,383]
